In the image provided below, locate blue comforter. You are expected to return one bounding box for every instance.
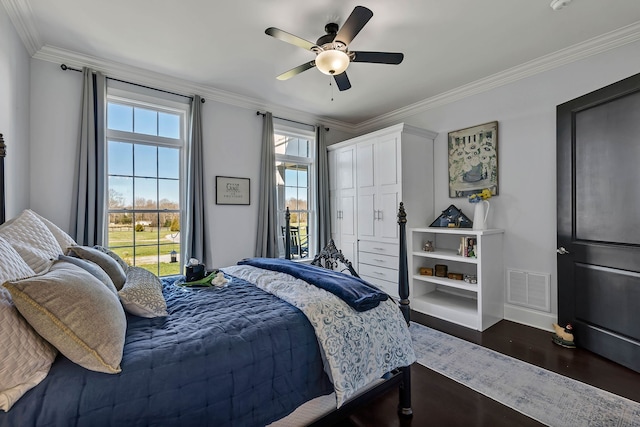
[0,275,333,427]
[237,258,389,311]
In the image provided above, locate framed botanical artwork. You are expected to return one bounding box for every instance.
[215,176,250,205]
[448,121,498,198]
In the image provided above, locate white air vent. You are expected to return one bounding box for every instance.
[507,269,550,312]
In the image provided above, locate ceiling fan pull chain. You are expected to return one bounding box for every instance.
[330,76,334,101]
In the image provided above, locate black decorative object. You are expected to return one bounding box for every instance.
[429,204,473,228]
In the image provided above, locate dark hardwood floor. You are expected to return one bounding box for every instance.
[336,311,640,427]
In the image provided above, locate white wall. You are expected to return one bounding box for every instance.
[395,39,640,330]
[0,5,31,218]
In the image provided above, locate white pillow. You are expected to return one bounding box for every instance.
[0,210,62,274]
[30,210,77,252]
[0,237,57,412]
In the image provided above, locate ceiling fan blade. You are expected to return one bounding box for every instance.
[277,61,316,80]
[334,6,373,45]
[352,51,404,64]
[333,72,351,91]
[265,27,317,51]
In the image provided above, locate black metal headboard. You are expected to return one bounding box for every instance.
[0,133,5,224]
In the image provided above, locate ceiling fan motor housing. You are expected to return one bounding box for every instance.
[316,23,339,45]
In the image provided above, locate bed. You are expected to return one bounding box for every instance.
[0,134,415,426]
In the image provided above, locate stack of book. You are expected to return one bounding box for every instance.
[460,236,477,258]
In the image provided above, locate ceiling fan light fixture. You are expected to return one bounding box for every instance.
[315,50,350,75]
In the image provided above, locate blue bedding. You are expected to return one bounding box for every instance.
[0,275,333,427]
[238,258,389,311]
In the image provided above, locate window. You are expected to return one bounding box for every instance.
[106,91,188,276]
[275,125,316,259]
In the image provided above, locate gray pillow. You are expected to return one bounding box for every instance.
[66,246,126,290]
[58,254,117,295]
[4,261,126,374]
[119,266,168,318]
[93,245,129,272]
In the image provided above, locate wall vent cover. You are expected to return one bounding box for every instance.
[507,269,550,312]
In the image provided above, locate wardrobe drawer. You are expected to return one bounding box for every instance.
[359,263,398,283]
[359,240,398,256]
[364,276,399,299]
[358,251,398,270]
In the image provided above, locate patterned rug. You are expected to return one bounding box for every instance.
[409,322,640,427]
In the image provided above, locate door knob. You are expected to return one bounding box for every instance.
[557,247,570,255]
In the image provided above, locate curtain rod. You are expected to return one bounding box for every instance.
[256,111,329,132]
[61,64,205,103]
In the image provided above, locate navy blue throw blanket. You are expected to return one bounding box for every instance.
[238,258,389,311]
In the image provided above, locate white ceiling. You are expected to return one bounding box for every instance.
[5,0,640,126]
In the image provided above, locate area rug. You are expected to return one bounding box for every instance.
[409,322,640,427]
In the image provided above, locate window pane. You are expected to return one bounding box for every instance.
[298,167,308,186]
[108,141,133,176]
[134,107,158,136]
[160,212,181,234]
[285,187,298,210]
[108,103,133,132]
[108,213,133,247]
[109,176,133,209]
[284,167,297,186]
[158,147,179,179]
[159,112,180,139]
[159,179,179,208]
[135,178,158,209]
[134,145,157,177]
[274,135,287,154]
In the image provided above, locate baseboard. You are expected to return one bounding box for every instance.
[503,304,557,332]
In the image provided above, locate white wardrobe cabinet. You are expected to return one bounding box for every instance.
[328,123,437,299]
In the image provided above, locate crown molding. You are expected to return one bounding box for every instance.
[353,21,640,134]
[1,0,41,55]
[32,45,356,134]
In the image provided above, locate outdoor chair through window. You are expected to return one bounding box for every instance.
[281,226,308,259]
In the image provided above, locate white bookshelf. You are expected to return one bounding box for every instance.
[409,227,504,331]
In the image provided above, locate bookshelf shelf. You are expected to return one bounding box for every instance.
[409,227,504,331]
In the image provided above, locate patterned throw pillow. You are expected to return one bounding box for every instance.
[119,266,168,318]
[66,246,127,290]
[0,210,62,274]
[0,237,57,412]
[5,261,127,374]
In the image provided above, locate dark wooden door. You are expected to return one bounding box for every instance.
[557,73,640,373]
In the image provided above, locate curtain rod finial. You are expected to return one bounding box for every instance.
[61,64,67,70]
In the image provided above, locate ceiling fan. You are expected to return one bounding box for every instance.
[265,5,404,91]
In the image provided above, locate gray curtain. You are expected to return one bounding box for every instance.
[70,67,106,246]
[255,112,279,257]
[316,126,331,251]
[185,95,207,265]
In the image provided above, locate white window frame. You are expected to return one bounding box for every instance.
[274,123,317,259]
[105,87,189,276]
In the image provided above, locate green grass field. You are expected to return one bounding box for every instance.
[108,227,181,276]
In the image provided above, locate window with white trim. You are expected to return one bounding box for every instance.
[274,124,316,259]
[106,91,188,276]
